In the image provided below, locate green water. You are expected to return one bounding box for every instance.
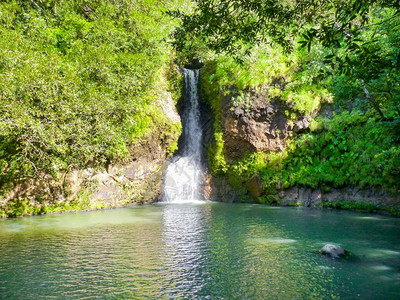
[0,202,399,299]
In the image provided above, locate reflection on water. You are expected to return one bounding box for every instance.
[160,203,210,298]
[0,203,400,299]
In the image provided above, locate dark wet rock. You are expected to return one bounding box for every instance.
[276,186,399,211]
[322,188,344,202]
[298,188,312,207]
[278,187,323,207]
[311,189,323,207]
[278,187,299,206]
[206,177,245,203]
[246,174,264,198]
[234,107,245,117]
[319,103,334,118]
[320,244,346,258]
[294,116,312,133]
[220,89,317,161]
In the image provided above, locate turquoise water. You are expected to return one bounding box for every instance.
[0,202,399,299]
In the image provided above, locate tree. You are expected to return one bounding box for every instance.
[170,0,399,54]
[170,0,400,118]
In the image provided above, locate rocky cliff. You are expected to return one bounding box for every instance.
[0,90,181,217]
[200,70,400,215]
[221,88,315,161]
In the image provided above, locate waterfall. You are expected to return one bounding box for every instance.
[162,69,204,203]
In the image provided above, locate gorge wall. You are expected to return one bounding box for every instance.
[220,88,315,161]
[199,65,400,215]
[0,87,181,217]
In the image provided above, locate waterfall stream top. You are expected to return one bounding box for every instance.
[162,69,205,203]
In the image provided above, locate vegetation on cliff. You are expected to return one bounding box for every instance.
[0,0,184,216]
[1,0,399,216]
[175,1,400,203]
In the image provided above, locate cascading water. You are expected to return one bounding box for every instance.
[162,69,204,203]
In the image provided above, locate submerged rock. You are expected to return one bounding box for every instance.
[320,244,346,258]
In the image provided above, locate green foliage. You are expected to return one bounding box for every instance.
[200,45,334,177]
[166,59,184,105]
[0,196,106,218]
[166,122,182,156]
[202,44,332,116]
[0,0,183,196]
[171,0,400,66]
[194,4,400,203]
[327,9,400,119]
[218,110,400,197]
[321,201,379,213]
[208,46,292,91]
[256,194,277,205]
[2,199,40,217]
[200,61,226,175]
[172,1,400,120]
[321,201,400,216]
[205,45,294,92]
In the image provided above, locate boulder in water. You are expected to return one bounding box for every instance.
[320,244,346,258]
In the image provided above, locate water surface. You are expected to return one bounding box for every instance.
[1,203,400,299]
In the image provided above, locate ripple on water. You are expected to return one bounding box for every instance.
[353,216,387,221]
[1,203,400,299]
[250,237,298,244]
[370,265,393,271]
[365,249,400,258]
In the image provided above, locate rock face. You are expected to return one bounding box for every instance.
[320,244,345,258]
[86,128,174,206]
[199,74,400,211]
[246,174,264,198]
[2,91,181,213]
[221,90,314,161]
[205,177,244,203]
[278,187,322,207]
[277,186,399,210]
